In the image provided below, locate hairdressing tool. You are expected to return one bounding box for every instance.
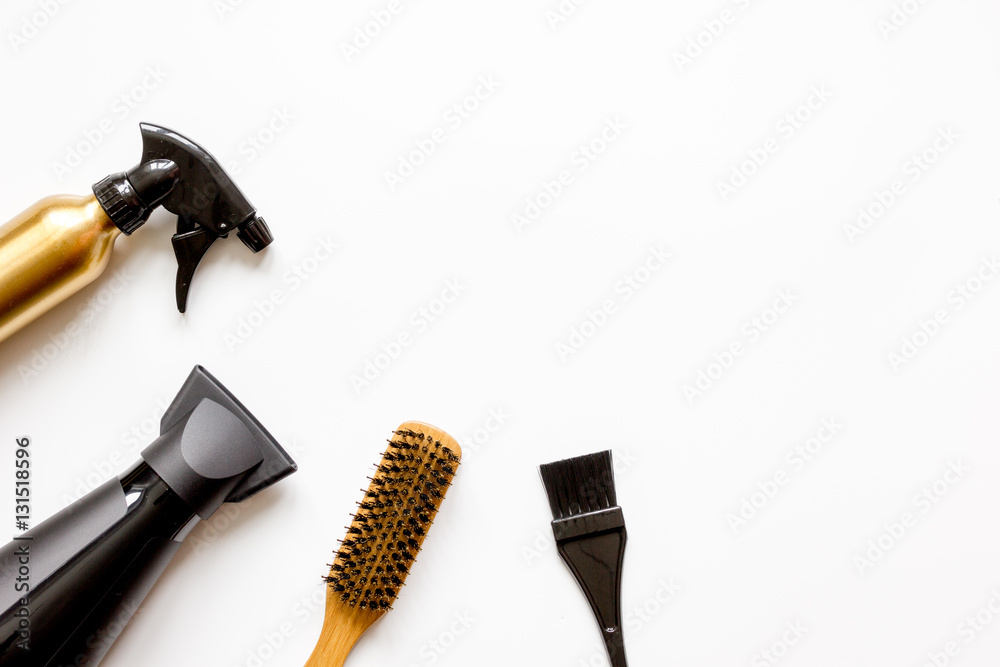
[305,423,461,667]
[540,450,628,667]
[0,122,273,343]
[0,365,296,665]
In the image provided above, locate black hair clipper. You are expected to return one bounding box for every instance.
[0,366,296,665]
[0,123,273,344]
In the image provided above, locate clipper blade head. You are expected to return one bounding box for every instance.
[324,422,461,614]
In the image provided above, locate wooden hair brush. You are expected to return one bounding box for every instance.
[304,422,462,667]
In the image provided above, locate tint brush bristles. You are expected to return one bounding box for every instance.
[540,450,617,519]
[539,450,629,667]
[305,422,461,667]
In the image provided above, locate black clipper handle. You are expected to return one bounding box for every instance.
[0,366,295,666]
[0,463,196,665]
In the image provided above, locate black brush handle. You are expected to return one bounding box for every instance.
[555,514,628,667]
[603,628,628,667]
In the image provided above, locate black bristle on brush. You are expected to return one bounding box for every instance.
[539,450,628,667]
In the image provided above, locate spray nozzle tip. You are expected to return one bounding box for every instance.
[237,216,273,252]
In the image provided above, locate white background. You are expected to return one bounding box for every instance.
[1,1,1000,665]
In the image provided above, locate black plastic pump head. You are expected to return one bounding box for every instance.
[92,123,274,312]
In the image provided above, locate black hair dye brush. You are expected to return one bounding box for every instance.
[540,450,628,667]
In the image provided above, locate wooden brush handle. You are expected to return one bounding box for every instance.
[304,594,382,667]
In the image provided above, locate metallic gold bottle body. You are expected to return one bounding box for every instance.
[0,194,120,344]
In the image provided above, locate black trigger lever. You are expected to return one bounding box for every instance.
[171,215,219,313]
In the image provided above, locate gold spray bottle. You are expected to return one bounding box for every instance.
[0,123,273,344]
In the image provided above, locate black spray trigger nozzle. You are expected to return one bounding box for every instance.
[144,366,296,518]
[92,123,274,314]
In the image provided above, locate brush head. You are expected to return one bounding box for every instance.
[539,450,617,520]
[324,422,461,614]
